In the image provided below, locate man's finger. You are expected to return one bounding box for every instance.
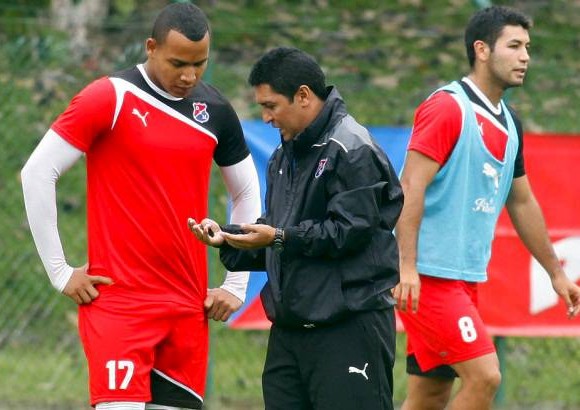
[411,288,420,313]
[401,286,412,312]
[87,286,100,300]
[79,289,93,304]
[89,275,114,285]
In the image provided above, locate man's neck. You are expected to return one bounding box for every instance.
[466,73,504,107]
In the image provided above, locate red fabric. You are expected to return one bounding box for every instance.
[79,301,208,405]
[408,91,509,165]
[229,296,272,330]
[53,77,217,308]
[398,276,495,371]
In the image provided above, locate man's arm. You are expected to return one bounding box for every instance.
[393,150,440,313]
[506,176,580,317]
[203,155,261,322]
[21,130,112,304]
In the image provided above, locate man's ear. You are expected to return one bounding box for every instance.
[473,39,490,63]
[145,38,157,58]
[295,85,312,107]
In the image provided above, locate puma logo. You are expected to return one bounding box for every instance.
[348,363,369,380]
[132,108,149,127]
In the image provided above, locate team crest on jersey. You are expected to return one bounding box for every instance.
[193,102,209,123]
[314,158,328,178]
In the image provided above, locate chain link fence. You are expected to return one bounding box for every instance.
[1,2,579,409]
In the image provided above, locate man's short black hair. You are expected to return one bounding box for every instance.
[248,47,327,102]
[151,2,210,44]
[465,5,532,67]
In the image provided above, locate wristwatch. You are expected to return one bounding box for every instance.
[272,227,284,252]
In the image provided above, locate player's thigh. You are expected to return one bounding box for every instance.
[400,277,495,371]
[451,351,500,382]
[152,313,208,409]
[308,309,396,410]
[78,304,168,405]
[262,326,312,410]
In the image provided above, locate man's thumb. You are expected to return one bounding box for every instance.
[204,294,214,310]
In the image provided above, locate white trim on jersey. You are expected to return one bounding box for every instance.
[108,72,218,145]
[219,154,262,302]
[462,76,502,115]
[137,64,182,102]
[21,129,83,292]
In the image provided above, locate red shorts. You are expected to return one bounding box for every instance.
[398,275,495,372]
[78,296,208,406]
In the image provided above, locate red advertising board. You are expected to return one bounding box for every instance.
[480,133,580,336]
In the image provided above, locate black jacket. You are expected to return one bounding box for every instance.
[221,87,403,328]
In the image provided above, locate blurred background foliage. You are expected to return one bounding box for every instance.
[0,0,579,409]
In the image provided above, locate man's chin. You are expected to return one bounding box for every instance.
[171,87,193,98]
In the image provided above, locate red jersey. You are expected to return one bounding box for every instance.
[409,78,525,177]
[52,65,249,310]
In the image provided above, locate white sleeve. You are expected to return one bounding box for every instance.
[21,129,83,292]
[218,154,262,302]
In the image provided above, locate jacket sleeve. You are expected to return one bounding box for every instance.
[284,144,402,258]
[219,245,267,272]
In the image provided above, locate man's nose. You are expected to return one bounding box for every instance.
[520,47,530,62]
[262,110,273,124]
[180,66,197,84]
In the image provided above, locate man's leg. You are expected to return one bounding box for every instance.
[448,352,501,410]
[303,310,396,410]
[262,326,312,410]
[398,277,498,410]
[401,355,455,410]
[401,375,454,410]
[151,312,208,410]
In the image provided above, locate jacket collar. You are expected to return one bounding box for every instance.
[282,86,347,155]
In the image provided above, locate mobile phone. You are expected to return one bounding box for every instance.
[220,224,245,235]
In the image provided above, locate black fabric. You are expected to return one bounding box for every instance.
[220,86,403,328]
[150,370,203,409]
[262,309,396,410]
[406,354,458,379]
[114,66,250,167]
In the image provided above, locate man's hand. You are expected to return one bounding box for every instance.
[204,288,243,322]
[62,263,113,304]
[551,273,580,319]
[188,217,225,247]
[393,266,421,313]
[222,223,275,250]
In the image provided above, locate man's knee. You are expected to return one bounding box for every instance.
[464,366,502,394]
[453,353,502,395]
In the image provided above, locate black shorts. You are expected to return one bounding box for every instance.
[262,309,396,410]
[406,354,458,379]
